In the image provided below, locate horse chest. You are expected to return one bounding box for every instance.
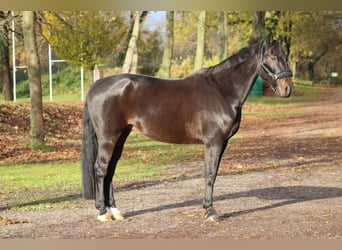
[226,106,242,138]
[197,103,241,141]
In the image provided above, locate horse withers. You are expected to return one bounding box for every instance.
[81,33,293,222]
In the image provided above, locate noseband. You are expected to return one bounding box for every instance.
[259,41,293,81]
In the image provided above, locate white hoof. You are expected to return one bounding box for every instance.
[109,207,125,220]
[97,213,113,222]
[205,214,220,222]
[204,211,221,222]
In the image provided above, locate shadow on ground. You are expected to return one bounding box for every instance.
[123,185,342,220]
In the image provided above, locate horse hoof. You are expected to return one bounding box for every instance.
[204,213,221,222]
[97,213,113,222]
[109,207,125,220]
[113,211,124,220]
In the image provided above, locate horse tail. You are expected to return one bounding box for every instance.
[81,100,97,199]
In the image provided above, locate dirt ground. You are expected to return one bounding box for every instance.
[1,87,341,239]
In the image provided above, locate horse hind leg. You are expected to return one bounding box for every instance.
[93,136,114,221]
[104,125,132,221]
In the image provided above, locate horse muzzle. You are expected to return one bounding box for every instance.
[274,77,294,98]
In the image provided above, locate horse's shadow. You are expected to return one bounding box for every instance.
[124,185,342,220]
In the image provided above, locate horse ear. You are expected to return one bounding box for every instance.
[265,32,274,47]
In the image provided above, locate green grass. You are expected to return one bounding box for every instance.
[9,94,84,104]
[15,66,92,98]
[243,109,302,119]
[0,163,79,193]
[246,81,325,105]
[117,132,206,183]
[0,132,240,211]
[0,133,207,211]
[243,82,325,120]
[0,163,82,211]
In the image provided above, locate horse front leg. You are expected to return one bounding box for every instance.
[203,139,228,222]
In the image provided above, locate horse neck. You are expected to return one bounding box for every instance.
[207,42,261,105]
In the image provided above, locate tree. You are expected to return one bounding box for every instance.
[138,30,162,75]
[283,11,341,81]
[173,12,197,60]
[42,11,127,69]
[218,11,228,61]
[122,11,148,73]
[158,11,174,78]
[0,11,13,100]
[249,11,266,45]
[22,11,44,147]
[194,11,206,70]
[224,12,253,53]
[270,11,292,59]
[171,11,252,77]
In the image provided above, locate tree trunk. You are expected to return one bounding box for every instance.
[22,11,44,147]
[0,33,13,101]
[249,11,266,45]
[218,11,228,61]
[292,60,297,79]
[158,11,174,78]
[122,11,141,73]
[282,11,292,60]
[194,11,206,71]
[308,62,315,81]
[92,64,102,82]
[130,47,138,74]
[303,48,330,81]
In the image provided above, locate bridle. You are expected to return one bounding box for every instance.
[259,41,293,81]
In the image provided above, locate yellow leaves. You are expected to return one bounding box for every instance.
[0,216,28,226]
[42,11,128,68]
[182,211,196,218]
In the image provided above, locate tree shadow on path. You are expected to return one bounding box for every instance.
[124,185,342,220]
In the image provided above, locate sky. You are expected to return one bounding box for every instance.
[143,11,166,32]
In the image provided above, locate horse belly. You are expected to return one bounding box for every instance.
[124,77,207,144]
[129,112,203,144]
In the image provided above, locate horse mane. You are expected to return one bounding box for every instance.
[199,46,251,77]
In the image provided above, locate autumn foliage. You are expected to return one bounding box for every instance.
[0,103,83,165]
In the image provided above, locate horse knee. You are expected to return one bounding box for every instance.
[94,160,108,178]
[205,171,216,186]
[206,175,213,185]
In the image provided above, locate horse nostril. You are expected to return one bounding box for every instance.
[285,86,291,96]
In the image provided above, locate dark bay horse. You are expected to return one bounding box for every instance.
[81,33,293,222]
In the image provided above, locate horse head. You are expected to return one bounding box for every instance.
[259,33,294,98]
